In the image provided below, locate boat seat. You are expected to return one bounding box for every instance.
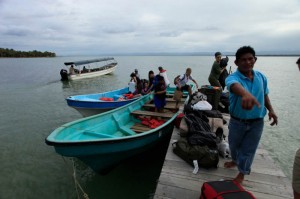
[166,98,186,102]
[130,123,152,133]
[119,126,136,136]
[143,103,179,110]
[131,110,174,118]
[166,93,188,98]
[83,130,117,138]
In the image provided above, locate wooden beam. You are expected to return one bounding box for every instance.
[131,110,175,118]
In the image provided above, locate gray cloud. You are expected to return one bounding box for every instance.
[0,0,299,55]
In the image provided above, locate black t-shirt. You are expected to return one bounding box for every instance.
[154,83,166,99]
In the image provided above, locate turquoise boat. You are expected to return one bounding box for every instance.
[46,91,188,174]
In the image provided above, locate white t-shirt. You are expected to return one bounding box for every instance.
[128,81,136,93]
[159,70,170,86]
[178,74,193,86]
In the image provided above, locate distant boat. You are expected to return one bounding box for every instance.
[66,87,142,117]
[46,91,188,174]
[60,57,117,81]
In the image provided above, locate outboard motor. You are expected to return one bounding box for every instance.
[60,69,69,81]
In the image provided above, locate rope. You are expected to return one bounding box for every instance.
[62,156,90,199]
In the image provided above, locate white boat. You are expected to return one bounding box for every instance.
[60,57,117,81]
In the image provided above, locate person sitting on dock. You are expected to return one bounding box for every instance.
[175,67,199,99]
[224,46,278,184]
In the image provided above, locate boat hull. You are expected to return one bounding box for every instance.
[47,90,187,174]
[66,87,139,117]
[69,63,116,80]
[52,121,174,173]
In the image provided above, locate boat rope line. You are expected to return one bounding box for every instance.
[61,156,89,199]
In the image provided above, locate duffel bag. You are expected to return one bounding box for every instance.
[173,137,219,174]
[200,180,256,199]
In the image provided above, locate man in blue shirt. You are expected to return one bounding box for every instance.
[224,46,278,183]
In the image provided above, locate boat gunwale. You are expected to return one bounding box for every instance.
[68,64,117,80]
[65,87,139,103]
[46,94,182,145]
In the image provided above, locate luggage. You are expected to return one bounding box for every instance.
[200,85,222,110]
[218,92,230,113]
[173,137,219,173]
[208,117,223,133]
[200,180,256,199]
[179,117,188,137]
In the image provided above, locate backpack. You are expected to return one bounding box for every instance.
[173,74,186,85]
[173,137,219,174]
[200,180,256,199]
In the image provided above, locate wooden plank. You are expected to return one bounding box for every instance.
[158,172,293,198]
[130,123,152,133]
[143,103,179,110]
[166,98,186,102]
[154,115,293,199]
[131,110,174,118]
[155,183,200,199]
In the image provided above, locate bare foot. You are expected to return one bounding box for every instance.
[224,161,236,168]
[233,172,244,184]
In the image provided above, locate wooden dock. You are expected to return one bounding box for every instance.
[153,114,293,199]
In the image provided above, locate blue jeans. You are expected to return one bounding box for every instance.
[228,117,264,175]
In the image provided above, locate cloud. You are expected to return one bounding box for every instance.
[0,0,299,55]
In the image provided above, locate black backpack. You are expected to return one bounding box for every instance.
[173,137,219,170]
[173,74,186,85]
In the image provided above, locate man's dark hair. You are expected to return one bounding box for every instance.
[235,46,256,60]
[215,52,221,57]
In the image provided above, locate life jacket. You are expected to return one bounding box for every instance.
[99,97,114,101]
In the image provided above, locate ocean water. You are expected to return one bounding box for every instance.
[0,56,299,199]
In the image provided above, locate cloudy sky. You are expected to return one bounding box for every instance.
[1,0,300,55]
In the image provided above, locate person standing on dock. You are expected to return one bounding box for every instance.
[224,46,278,184]
[296,58,300,71]
[208,52,226,88]
[293,148,300,199]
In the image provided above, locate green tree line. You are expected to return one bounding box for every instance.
[0,48,56,57]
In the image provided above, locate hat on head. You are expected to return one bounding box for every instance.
[135,69,138,72]
[296,58,300,64]
[215,52,222,57]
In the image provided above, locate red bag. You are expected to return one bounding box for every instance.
[174,113,184,128]
[99,97,114,101]
[200,180,256,199]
